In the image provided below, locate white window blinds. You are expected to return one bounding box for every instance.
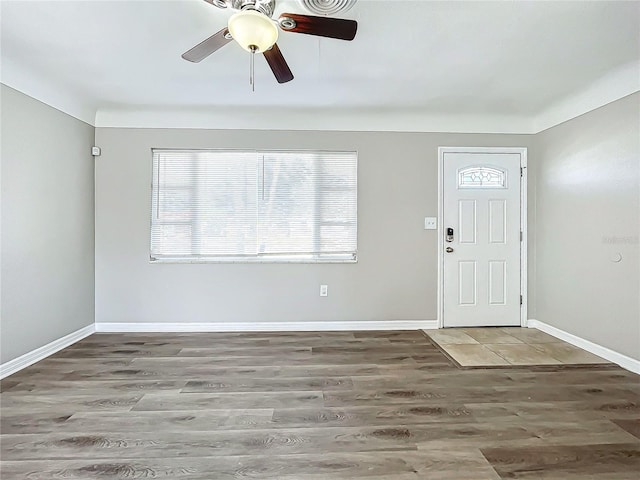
[151,149,357,262]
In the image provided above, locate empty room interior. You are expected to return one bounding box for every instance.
[1,0,639,478]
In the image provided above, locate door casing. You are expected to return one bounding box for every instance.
[437,147,528,329]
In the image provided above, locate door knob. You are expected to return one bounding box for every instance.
[446,247,454,253]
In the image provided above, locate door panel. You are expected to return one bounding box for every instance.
[443,152,522,327]
[458,261,477,305]
[459,200,477,244]
[488,260,506,305]
[488,200,506,244]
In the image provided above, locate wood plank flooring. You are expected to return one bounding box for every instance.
[1,330,639,479]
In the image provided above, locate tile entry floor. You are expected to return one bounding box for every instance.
[424,327,612,367]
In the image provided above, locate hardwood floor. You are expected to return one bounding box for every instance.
[1,330,639,479]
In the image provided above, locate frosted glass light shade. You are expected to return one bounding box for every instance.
[228,10,279,53]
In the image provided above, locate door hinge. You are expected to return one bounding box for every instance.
[520,231,523,242]
[520,295,523,305]
[520,167,524,176]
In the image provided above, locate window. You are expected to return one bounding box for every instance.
[150,149,357,263]
[458,166,507,188]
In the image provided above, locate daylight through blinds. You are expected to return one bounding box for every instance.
[151,149,357,262]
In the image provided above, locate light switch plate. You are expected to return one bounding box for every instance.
[424,217,437,230]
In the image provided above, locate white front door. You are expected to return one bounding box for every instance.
[441,149,525,327]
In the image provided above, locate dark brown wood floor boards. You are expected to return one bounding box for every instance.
[0,409,275,435]
[2,420,636,461]
[481,443,640,479]
[131,391,325,410]
[0,450,501,480]
[1,330,639,479]
[612,419,640,440]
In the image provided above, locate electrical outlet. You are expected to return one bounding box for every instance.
[320,284,328,297]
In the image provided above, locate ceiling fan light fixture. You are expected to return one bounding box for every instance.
[228,9,278,52]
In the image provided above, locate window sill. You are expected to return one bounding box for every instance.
[149,257,358,265]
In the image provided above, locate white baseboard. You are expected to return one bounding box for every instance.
[528,319,640,375]
[95,320,439,333]
[0,324,95,379]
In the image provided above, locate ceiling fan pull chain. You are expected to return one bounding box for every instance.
[250,45,256,92]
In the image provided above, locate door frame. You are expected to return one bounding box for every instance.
[437,146,528,329]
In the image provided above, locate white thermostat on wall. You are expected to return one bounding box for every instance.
[91,146,101,156]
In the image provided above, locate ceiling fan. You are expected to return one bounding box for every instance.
[182,0,358,84]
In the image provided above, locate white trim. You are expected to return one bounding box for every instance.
[437,147,528,329]
[520,151,528,328]
[95,320,439,333]
[0,324,95,379]
[95,108,534,134]
[528,319,640,375]
[437,148,445,328]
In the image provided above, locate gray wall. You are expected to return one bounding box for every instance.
[1,85,95,364]
[534,93,640,360]
[95,128,533,326]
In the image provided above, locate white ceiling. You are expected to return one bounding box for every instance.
[1,0,639,132]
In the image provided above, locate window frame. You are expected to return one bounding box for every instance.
[149,148,358,264]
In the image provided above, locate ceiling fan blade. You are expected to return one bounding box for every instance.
[181,28,231,63]
[264,44,294,84]
[279,13,357,40]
